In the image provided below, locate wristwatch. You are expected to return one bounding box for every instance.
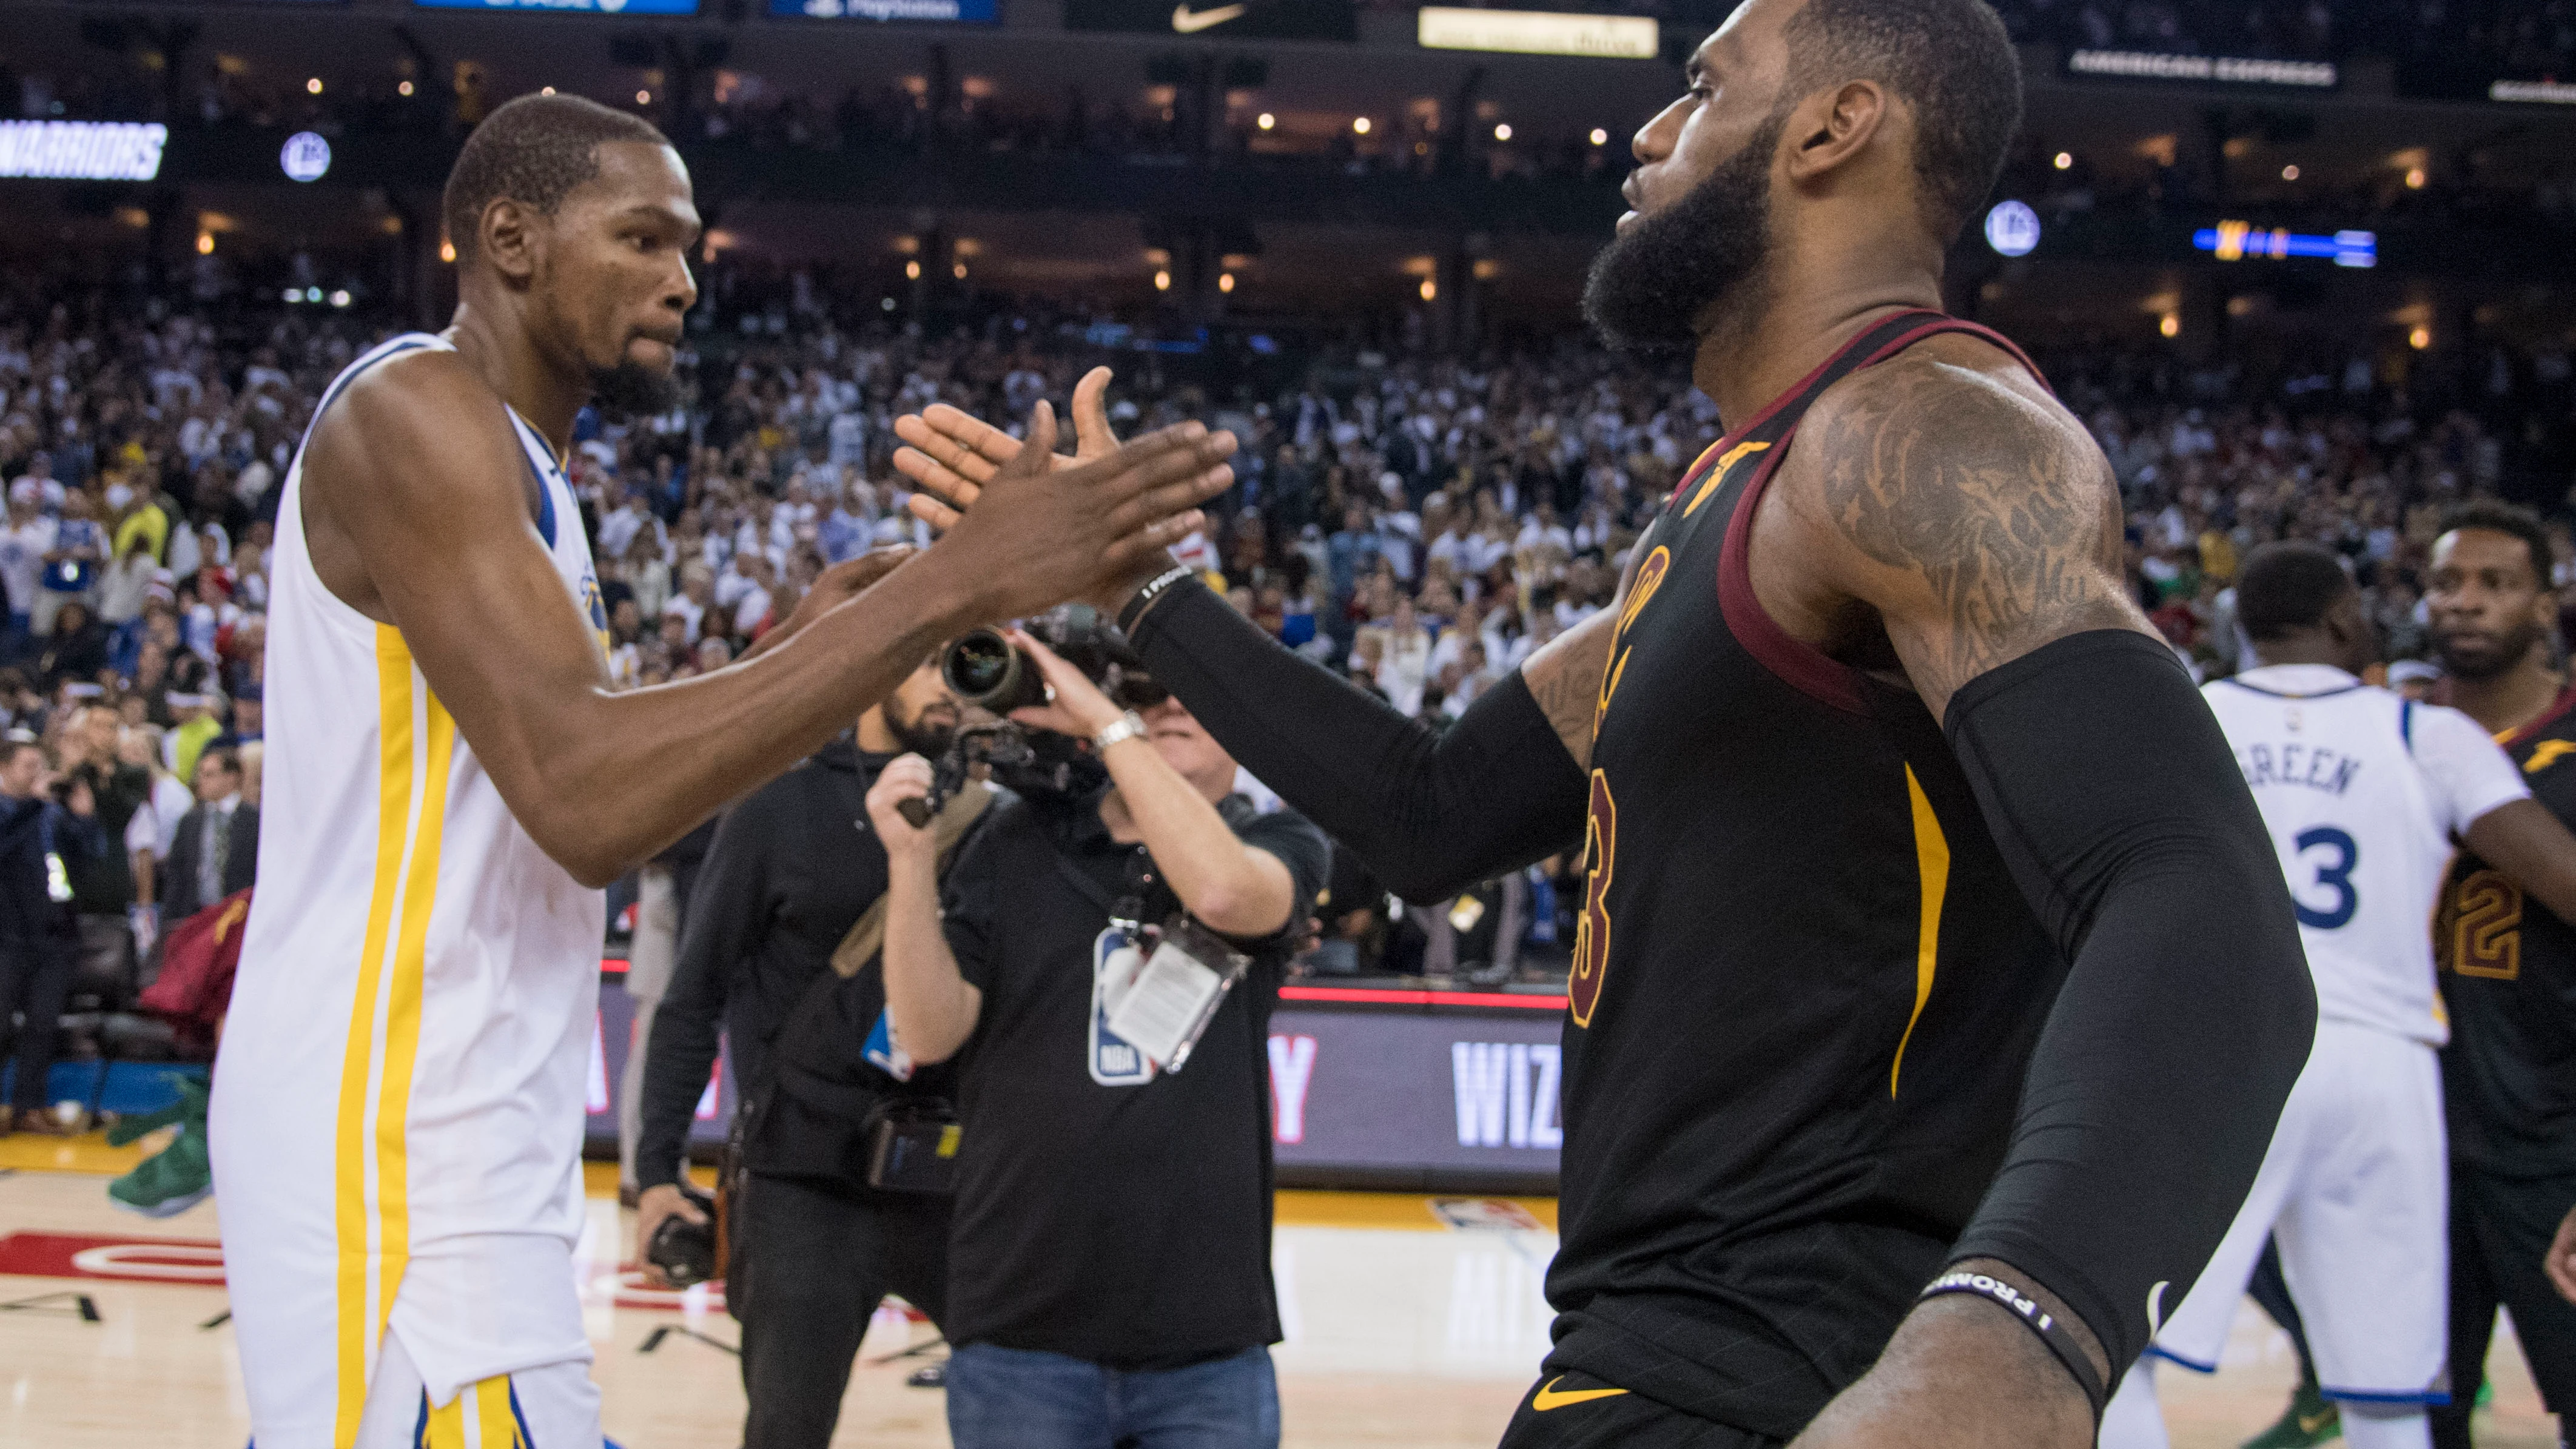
[1093,710,1149,752]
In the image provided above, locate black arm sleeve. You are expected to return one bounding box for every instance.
[1942,629,2316,1377]
[1128,577,1589,903]
[633,802,770,1192]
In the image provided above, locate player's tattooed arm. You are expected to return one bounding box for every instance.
[1519,610,1616,772]
[1784,346,2148,722]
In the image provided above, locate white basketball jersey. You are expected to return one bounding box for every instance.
[209,332,610,1437]
[2203,663,2528,1045]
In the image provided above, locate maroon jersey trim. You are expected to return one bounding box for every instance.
[1715,317,2051,716]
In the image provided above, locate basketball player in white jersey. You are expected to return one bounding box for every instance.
[208,93,1238,1449]
[2102,542,2576,1449]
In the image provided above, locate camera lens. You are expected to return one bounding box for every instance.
[944,631,1016,699]
[940,630,1047,711]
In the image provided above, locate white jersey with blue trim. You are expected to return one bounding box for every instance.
[2203,662,2529,1046]
[209,331,611,1444]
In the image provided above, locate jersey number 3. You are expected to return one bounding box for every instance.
[2290,825,2360,930]
[1569,770,1616,1029]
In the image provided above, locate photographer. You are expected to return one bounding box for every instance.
[631,657,969,1449]
[872,630,1327,1449]
[0,738,103,1134]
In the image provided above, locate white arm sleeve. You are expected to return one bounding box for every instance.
[2410,701,2532,836]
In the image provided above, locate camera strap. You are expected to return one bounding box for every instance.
[829,784,993,980]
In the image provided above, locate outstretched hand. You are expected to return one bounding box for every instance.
[921,395,1235,625]
[893,365,1120,529]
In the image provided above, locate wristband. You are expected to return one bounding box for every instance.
[1117,565,1199,635]
[1920,1268,2107,1421]
[1092,711,1149,753]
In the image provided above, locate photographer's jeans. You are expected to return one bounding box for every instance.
[945,1342,1280,1449]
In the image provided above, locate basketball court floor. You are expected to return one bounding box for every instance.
[0,1131,2557,1448]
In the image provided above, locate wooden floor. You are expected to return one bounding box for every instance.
[0,1134,2558,1448]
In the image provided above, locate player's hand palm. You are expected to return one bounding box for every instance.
[892,366,1121,530]
[924,397,1233,625]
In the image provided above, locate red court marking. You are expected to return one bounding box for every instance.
[0,1231,229,1286]
[1277,986,1568,1010]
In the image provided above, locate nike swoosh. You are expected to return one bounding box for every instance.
[1531,1377,1631,1412]
[2300,1410,2338,1433]
[1171,2,1247,31]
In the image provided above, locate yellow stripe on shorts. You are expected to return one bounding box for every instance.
[421,1376,525,1449]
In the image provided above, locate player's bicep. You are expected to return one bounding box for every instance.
[308,360,610,768]
[1796,358,2147,721]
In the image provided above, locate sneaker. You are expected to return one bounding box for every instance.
[2241,1380,2341,1449]
[107,1078,212,1219]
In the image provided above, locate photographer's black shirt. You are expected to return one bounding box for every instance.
[639,741,909,1193]
[942,790,1328,1368]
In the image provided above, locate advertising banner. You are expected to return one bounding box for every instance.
[588,977,1564,1189]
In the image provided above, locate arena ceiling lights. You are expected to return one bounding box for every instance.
[2067,49,2338,90]
[1416,7,1658,60]
[0,121,168,182]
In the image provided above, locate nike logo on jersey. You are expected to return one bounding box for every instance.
[1171,2,1247,30]
[1531,1377,1630,1411]
[2527,739,2576,775]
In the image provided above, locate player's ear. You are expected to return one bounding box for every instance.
[480,198,542,286]
[1784,80,1888,184]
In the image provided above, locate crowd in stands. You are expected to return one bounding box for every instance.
[3,265,2572,976]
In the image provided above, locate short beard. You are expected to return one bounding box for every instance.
[588,358,681,417]
[2435,621,2546,682]
[1581,110,1785,360]
[889,701,959,759]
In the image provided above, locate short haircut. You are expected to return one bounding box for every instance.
[1781,0,2023,239]
[0,740,40,770]
[442,93,669,265]
[2436,499,2557,590]
[202,746,243,779]
[2235,542,2355,641]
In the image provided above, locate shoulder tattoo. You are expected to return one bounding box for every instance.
[1806,358,2133,703]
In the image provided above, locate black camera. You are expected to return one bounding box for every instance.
[938,605,1165,714]
[895,606,1166,828]
[644,1184,719,1288]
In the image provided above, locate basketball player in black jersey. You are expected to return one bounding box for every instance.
[888,0,2314,1442]
[2424,502,2576,1449]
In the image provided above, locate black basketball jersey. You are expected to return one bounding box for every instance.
[2436,685,2576,1178]
[1542,311,2067,1439]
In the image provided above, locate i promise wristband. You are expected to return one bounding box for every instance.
[1118,565,1199,636]
[1919,1268,2108,1421]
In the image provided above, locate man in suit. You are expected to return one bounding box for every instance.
[160,746,255,926]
